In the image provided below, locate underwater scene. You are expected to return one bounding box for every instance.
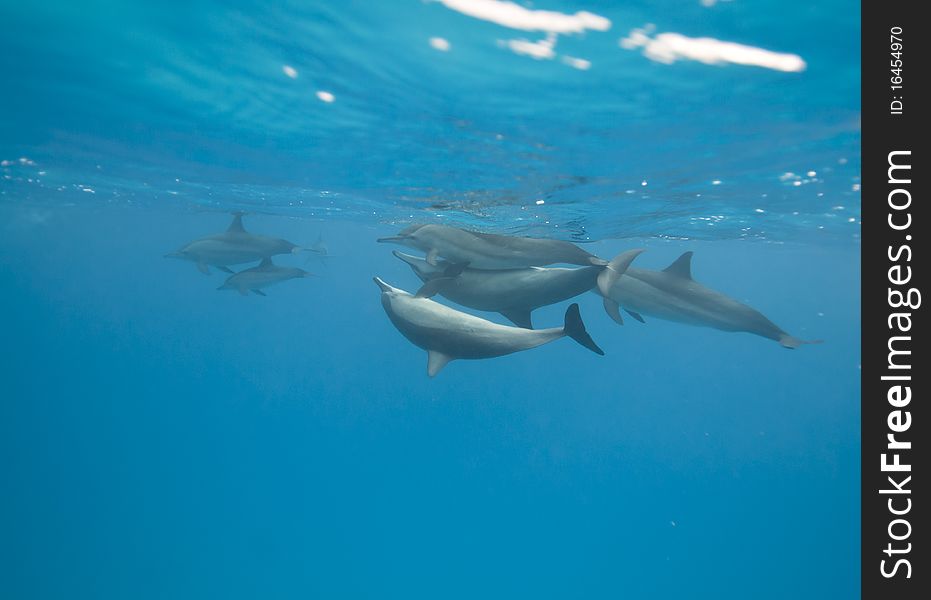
[1,1,860,598]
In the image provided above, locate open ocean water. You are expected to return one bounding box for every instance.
[1,1,860,598]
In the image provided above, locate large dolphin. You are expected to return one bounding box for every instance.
[377,224,608,269]
[166,213,303,274]
[374,277,604,376]
[217,257,311,296]
[393,248,643,329]
[596,251,820,349]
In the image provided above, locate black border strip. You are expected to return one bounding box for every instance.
[862,2,924,597]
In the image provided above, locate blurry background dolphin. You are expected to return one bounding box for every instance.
[596,251,821,349]
[216,257,312,296]
[165,212,304,274]
[304,232,333,269]
[374,277,603,377]
[394,248,643,329]
[377,224,608,269]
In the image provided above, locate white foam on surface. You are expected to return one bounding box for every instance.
[621,26,806,72]
[438,0,610,34]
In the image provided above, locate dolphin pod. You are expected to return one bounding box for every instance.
[169,216,820,376]
[375,278,603,377]
[167,213,314,296]
[378,223,608,269]
[596,251,821,349]
[166,212,305,274]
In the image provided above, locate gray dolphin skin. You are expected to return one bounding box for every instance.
[217,257,311,296]
[166,213,302,274]
[377,224,608,269]
[393,248,643,329]
[597,251,820,349]
[374,277,604,376]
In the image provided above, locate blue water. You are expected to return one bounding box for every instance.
[1,1,859,598]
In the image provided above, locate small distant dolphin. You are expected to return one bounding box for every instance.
[166,212,303,274]
[393,248,643,329]
[217,257,311,296]
[374,277,604,376]
[377,224,608,269]
[309,233,328,256]
[597,251,820,349]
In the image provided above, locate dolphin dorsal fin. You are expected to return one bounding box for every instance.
[500,308,533,329]
[663,251,694,279]
[427,351,453,377]
[227,212,247,233]
[259,257,273,268]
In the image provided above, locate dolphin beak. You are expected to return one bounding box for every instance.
[373,277,395,292]
[376,235,406,243]
[164,252,183,259]
[391,250,421,265]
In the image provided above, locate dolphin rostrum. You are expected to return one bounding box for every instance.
[166,212,303,274]
[393,248,643,329]
[216,257,311,296]
[596,251,821,349]
[374,277,604,376]
[377,224,608,269]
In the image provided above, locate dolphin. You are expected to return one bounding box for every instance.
[596,251,821,349]
[216,257,311,296]
[166,212,303,274]
[393,248,643,329]
[377,224,608,269]
[374,277,604,376]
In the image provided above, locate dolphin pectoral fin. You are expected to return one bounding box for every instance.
[196,263,210,275]
[425,248,439,266]
[663,251,694,279]
[442,262,469,278]
[251,289,267,296]
[414,278,452,298]
[602,297,624,325]
[217,265,235,274]
[625,309,646,323]
[500,309,533,329]
[778,335,824,349]
[596,248,645,296]
[427,351,453,377]
[563,303,604,356]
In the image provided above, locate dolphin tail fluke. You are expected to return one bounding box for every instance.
[596,249,645,297]
[563,303,604,356]
[779,335,824,349]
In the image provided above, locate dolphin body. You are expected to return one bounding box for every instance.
[217,257,311,296]
[392,248,643,329]
[377,224,608,269]
[596,251,820,349]
[166,213,302,274]
[374,277,604,376]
